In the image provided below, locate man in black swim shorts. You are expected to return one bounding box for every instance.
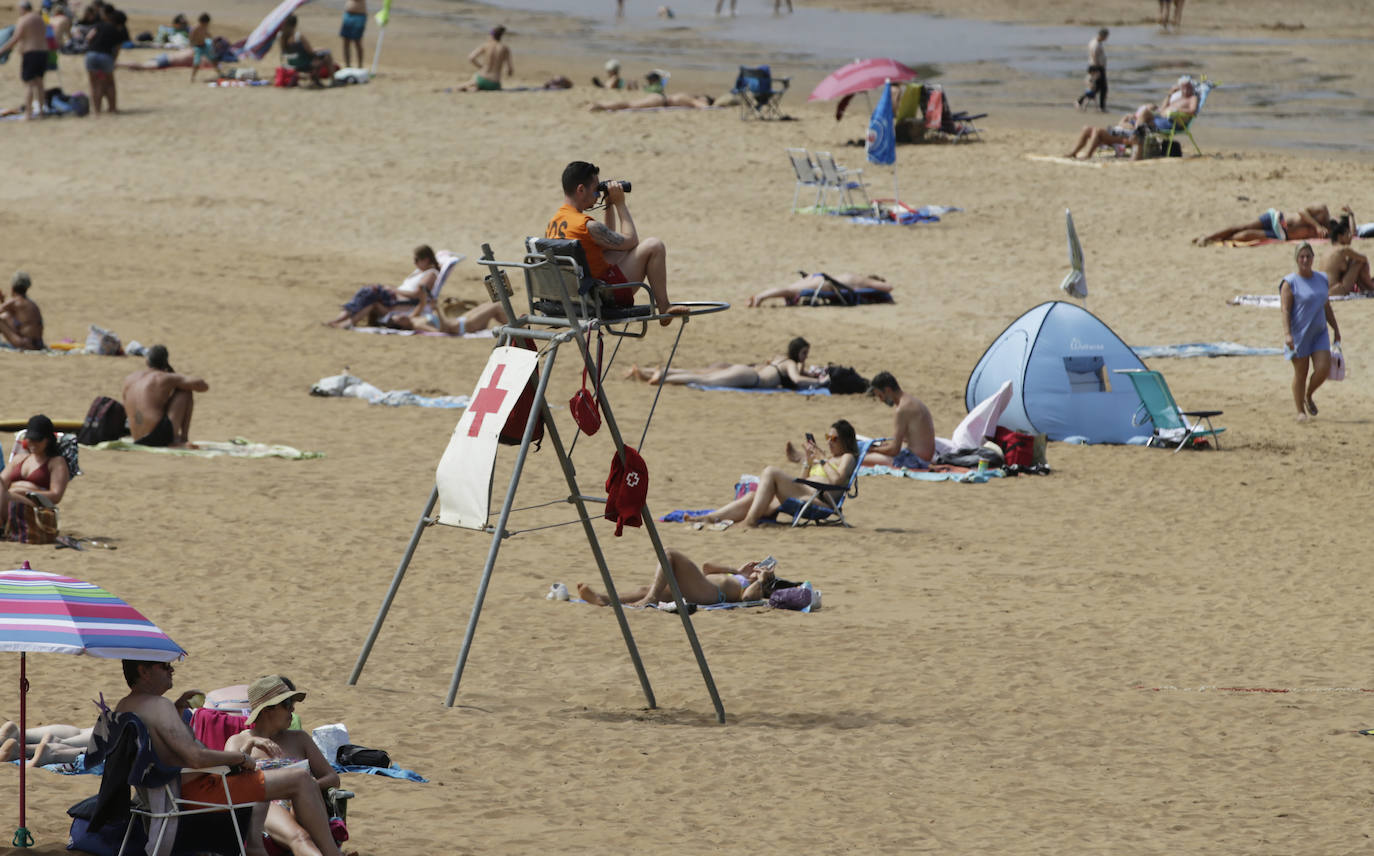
[121,345,210,447]
[1,1,50,119]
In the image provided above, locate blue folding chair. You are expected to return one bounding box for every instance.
[774,438,874,527]
[732,65,790,120]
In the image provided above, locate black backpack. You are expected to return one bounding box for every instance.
[77,396,127,446]
[825,365,869,395]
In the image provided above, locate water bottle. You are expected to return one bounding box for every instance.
[546,583,569,601]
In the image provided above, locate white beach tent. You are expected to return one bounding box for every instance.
[964,301,1151,444]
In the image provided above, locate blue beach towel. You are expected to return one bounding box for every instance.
[859,465,1005,483]
[1132,342,1284,359]
[333,762,427,782]
[685,383,830,395]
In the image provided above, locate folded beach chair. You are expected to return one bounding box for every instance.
[814,151,869,210]
[786,148,824,212]
[773,438,873,527]
[1113,369,1224,452]
[522,237,655,336]
[1145,78,1214,156]
[732,65,789,120]
[83,711,257,856]
[923,85,986,143]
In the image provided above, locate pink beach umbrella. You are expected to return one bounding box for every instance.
[0,562,185,848]
[808,58,920,102]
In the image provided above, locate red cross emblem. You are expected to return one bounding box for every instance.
[625,471,640,488]
[467,364,509,437]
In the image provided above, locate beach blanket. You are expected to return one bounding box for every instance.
[91,438,323,459]
[658,508,716,523]
[310,373,470,408]
[684,383,830,395]
[859,464,1004,482]
[334,763,427,782]
[207,79,270,87]
[1025,154,1108,168]
[1228,292,1374,308]
[349,325,495,339]
[569,597,768,611]
[845,204,960,227]
[1132,342,1285,358]
[1216,237,1331,248]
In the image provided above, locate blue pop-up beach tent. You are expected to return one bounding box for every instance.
[965,301,1150,444]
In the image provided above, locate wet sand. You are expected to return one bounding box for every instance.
[3,0,1374,854]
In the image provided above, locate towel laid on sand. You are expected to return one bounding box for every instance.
[1229,292,1373,308]
[92,438,323,459]
[685,383,830,395]
[845,204,961,227]
[8,757,427,782]
[1132,342,1285,358]
[311,374,470,409]
[859,464,1004,482]
[569,597,768,611]
[350,326,495,339]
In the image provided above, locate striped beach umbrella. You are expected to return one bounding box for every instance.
[0,562,185,848]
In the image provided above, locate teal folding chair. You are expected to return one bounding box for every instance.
[1114,369,1224,452]
[1149,78,1214,156]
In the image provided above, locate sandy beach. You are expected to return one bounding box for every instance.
[3,0,1374,853]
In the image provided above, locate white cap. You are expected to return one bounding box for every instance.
[1178,74,1194,85]
[604,59,619,73]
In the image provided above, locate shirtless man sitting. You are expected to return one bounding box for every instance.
[455,25,512,91]
[0,271,44,349]
[121,345,208,447]
[864,371,936,470]
[0,1,49,120]
[1195,203,1333,246]
[1137,76,1199,131]
[114,659,344,856]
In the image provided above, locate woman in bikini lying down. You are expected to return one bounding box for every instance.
[684,419,859,528]
[623,337,825,389]
[589,92,714,111]
[747,272,893,307]
[577,549,773,607]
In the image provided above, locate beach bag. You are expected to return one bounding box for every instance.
[85,325,121,355]
[568,330,602,435]
[1329,343,1346,381]
[6,503,58,545]
[825,365,869,395]
[77,395,127,445]
[67,793,141,856]
[499,338,543,449]
[992,426,1035,468]
[273,66,298,87]
[335,744,390,768]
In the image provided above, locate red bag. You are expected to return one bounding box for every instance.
[499,337,544,449]
[568,331,602,436]
[273,67,299,88]
[992,426,1034,468]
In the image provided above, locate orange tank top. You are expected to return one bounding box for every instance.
[545,203,609,279]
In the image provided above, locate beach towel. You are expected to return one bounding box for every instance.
[310,373,470,408]
[568,597,769,611]
[657,508,716,523]
[1024,154,1109,168]
[1132,342,1284,358]
[349,325,495,339]
[333,763,427,782]
[793,286,894,306]
[844,204,959,226]
[684,383,830,396]
[859,464,1004,482]
[91,438,323,459]
[1228,292,1374,308]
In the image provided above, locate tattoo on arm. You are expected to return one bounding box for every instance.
[588,221,626,248]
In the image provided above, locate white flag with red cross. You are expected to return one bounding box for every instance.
[436,346,539,529]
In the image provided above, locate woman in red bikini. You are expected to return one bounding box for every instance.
[1,414,70,542]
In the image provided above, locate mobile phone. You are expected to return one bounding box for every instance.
[805,432,815,444]
[756,555,777,572]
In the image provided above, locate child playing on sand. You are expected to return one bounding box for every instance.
[188,13,220,82]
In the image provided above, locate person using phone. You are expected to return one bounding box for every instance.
[577,549,775,607]
[683,419,860,528]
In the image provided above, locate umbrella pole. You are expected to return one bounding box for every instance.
[13,651,33,848]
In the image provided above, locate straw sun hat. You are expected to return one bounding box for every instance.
[246,675,306,724]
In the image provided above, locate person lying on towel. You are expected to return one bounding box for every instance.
[747,271,893,307]
[623,337,824,389]
[326,245,441,329]
[577,549,773,607]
